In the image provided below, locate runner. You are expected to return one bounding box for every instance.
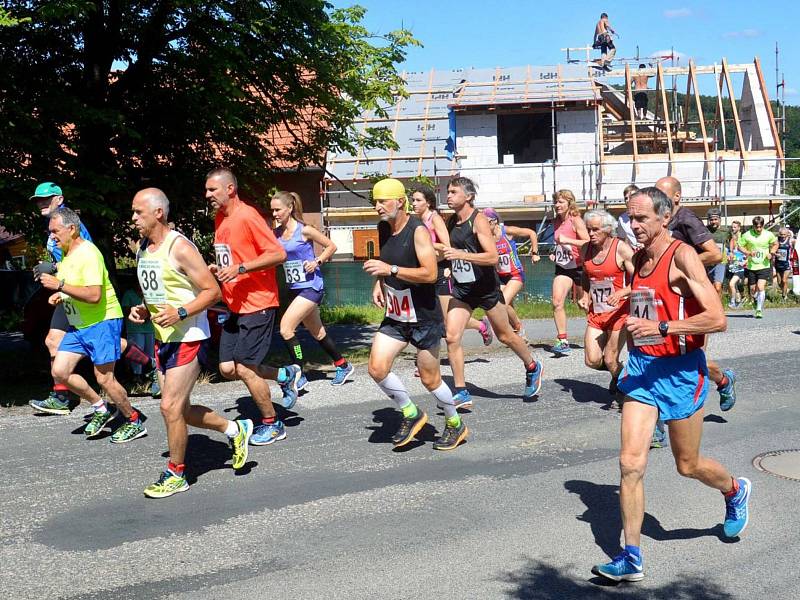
[443,177,543,407]
[483,206,540,340]
[726,247,747,308]
[705,208,731,300]
[577,209,634,396]
[616,184,642,250]
[411,185,493,347]
[28,182,106,415]
[549,189,589,355]
[656,176,737,417]
[130,188,252,498]
[774,227,793,301]
[271,190,354,386]
[206,167,300,446]
[38,207,146,442]
[737,216,778,319]
[364,178,467,451]
[592,186,751,582]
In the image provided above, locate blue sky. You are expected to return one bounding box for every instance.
[334,1,800,103]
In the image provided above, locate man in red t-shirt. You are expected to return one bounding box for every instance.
[206,168,300,446]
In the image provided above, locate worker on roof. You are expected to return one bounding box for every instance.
[593,12,617,71]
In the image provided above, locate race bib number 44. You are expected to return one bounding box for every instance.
[451,258,476,283]
[629,288,664,347]
[137,258,166,304]
[384,285,417,323]
[283,260,307,284]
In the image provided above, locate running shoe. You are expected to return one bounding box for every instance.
[723,477,752,538]
[149,369,161,399]
[592,551,644,582]
[650,422,667,449]
[250,421,286,446]
[608,373,619,396]
[523,361,543,400]
[514,327,529,343]
[84,408,118,438]
[230,419,253,468]
[479,317,493,346]
[727,301,736,309]
[391,410,428,447]
[433,420,469,451]
[296,371,309,391]
[29,392,70,415]
[452,389,473,410]
[754,309,763,319]
[331,362,354,386]
[552,339,571,355]
[718,369,737,412]
[279,364,301,409]
[144,470,189,499]
[110,420,147,444]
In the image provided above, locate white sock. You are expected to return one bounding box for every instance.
[430,381,457,418]
[224,420,239,438]
[756,291,765,311]
[92,399,108,413]
[377,372,412,410]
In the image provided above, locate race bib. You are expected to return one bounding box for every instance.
[451,258,476,283]
[384,285,417,323]
[589,279,615,313]
[554,244,576,269]
[753,250,765,261]
[61,294,82,327]
[629,288,664,346]
[214,244,233,269]
[137,258,166,304]
[776,249,788,262]
[283,259,307,284]
[497,253,512,275]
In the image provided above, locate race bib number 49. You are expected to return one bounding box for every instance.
[137,258,166,304]
[630,288,664,347]
[384,285,417,323]
[283,259,307,284]
[214,244,233,269]
[451,258,476,283]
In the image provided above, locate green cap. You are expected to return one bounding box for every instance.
[30,182,63,200]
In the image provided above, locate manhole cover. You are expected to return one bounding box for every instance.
[752,450,800,482]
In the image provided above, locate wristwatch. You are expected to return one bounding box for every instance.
[177,307,188,320]
[57,279,65,291]
[658,321,669,337]
[390,265,399,276]
[238,263,247,274]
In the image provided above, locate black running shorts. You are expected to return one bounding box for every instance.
[219,308,276,365]
[378,319,444,351]
[50,303,69,332]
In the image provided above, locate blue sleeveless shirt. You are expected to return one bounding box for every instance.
[275,222,324,291]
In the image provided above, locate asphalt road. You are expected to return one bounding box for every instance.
[1,308,799,600]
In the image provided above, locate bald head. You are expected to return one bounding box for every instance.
[133,187,170,221]
[655,176,681,209]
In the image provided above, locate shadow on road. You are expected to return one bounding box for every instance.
[704,414,728,424]
[553,378,614,408]
[223,396,304,428]
[499,557,734,599]
[158,433,257,484]
[366,407,439,452]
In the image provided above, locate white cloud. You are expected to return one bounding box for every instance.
[723,29,762,38]
[785,87,798,96]
[649,49,689,63]
[663,8,692,18]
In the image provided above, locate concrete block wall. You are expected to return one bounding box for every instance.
[557,110,596,164]
[457,113,499,168]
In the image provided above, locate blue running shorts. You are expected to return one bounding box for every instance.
[59,318,123,366]
[618,347,708,421]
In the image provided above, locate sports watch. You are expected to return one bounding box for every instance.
[177,307,188,320]
[658,321,669,337]
[238,263,247,274]
[390,265,399,276]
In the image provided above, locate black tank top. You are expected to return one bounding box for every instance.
[378,216,441,323]
[448,209,499,294]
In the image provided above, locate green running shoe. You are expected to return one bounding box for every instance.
[230,419,253,469]
[84,409,118,438]
[144,471,189,499]
[110,420,147,444]
[754,309,763,319]
[29,392,70,415]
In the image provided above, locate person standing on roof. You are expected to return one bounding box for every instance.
[632,64,649,119]
[593,12,617,71]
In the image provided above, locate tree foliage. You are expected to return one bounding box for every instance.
[0,1,418,260]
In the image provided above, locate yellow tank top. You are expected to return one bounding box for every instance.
[136,230,210,343]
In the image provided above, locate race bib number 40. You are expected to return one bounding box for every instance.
[384,285,417,323]
[137,258,166,304]
[629,288,664,347]
[497,253,512,275]
[283,259,307,284]
[589,280,615,313]
[451,258,476,283]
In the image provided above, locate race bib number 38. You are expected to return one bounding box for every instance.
[451,258,476,283]
[384,285,417,323]
[283,259,307,284]
[137,258,166,304]
[630,288,664,347]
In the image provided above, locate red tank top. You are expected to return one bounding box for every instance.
[584,238,627,314]
[629,239,704,357]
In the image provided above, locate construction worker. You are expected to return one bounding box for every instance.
[593,12,617,71]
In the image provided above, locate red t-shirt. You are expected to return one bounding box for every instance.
[214,202,282,314]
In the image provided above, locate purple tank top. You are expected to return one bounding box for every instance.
[275,222,324,291]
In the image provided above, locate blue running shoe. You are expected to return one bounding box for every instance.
[523,361,543,400]
[552,339,571,355]
[592,551,644,582]
[452,389,473,410]
[250,421,287,446]
[650,420,667,449]
[723,477,751,538]
[296,372,309,391]
[331,362,354,386]
[279,365,301,409]
[718,369,737,412]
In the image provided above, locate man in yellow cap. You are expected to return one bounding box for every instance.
[364,178,468,451]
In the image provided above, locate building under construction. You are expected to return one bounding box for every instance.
[322,56,795,259]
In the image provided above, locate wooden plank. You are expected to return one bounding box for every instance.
[656,62,674,162]
[689,61,710,162]
[722,58,747,167]
[386,69,405,176]
[624,63,639,173]
[416,69,436,177]
[754,56,785,168]
[597,104,605,174]
[713,68,727,150]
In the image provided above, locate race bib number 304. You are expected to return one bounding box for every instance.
[451,258,476,283]
[384,285,417,323]
[629,288,664,347]
[137,258,166,304]
[283,259,307,284]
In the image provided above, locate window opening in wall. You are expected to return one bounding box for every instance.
[366,240,375,259]
[497,112,555,164]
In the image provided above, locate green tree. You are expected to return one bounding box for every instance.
[0,1,417,261]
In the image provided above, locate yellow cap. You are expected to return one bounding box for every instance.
[371,178,406,201]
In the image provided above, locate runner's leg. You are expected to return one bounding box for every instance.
[501,279,524,331]
[444,300,472,389]
[583,325,606,370]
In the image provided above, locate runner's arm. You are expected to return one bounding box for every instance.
[443,212,498,266]
[504,225,539,256]
[39,273,101,303]
[431,212,451,256]
[363,226,437,284]
[302,225,337,266]
[557,216,590,248]
[669,244,727,334]
[171,238,222,315]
